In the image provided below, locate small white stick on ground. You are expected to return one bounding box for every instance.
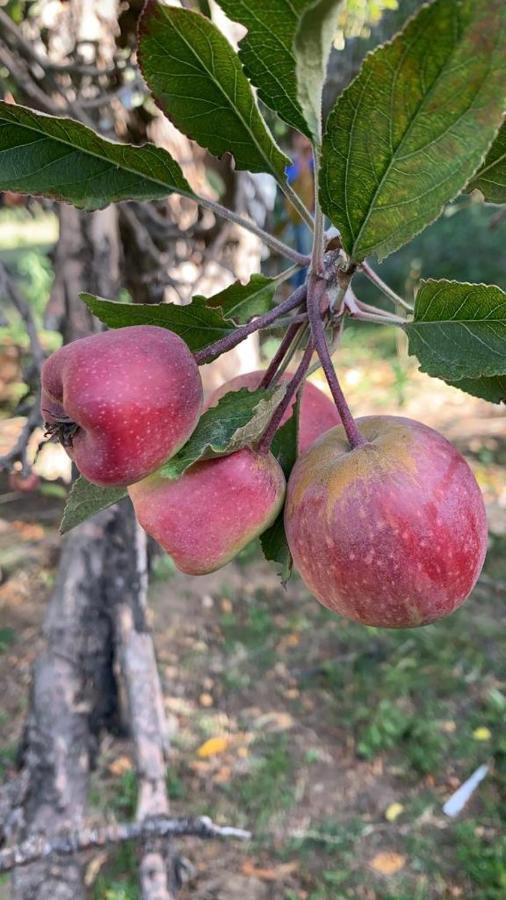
[442,764,489,818]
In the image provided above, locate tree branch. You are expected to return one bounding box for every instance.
[194,194,310,266]
[0,815,251,874]
[0,261,46,371]
[0,10,118,77]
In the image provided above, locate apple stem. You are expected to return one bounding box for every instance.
[307,274,367,450]
[194,285,307,365]
[257,339,314,454]
[273,323,309,380]
[259,322,301,388]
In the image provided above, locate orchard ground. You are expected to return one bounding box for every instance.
[1,335,505,899]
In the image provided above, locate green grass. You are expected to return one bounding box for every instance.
[90,770,137,819]
[226,734,295,830]
[92,843,138,900]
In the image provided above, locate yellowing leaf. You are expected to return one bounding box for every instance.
[385,802,404,823]
[473,726,492,741]
[196,735,230,758]
[370,852,406,875]
[241,859,299,881]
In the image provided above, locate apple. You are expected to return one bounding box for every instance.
[284,416,487,628]
[208,370,340,453]
[41,325,203,486]
[129,448,285,574]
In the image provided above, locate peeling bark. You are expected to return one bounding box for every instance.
[11,513,119,900]
[105,506,176,899]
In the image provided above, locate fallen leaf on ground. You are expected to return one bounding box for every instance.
[385,802,404,822]
[241,859,299,880]
[472,726,491,741]
[108,755,133,776]
[197,735,230,758]
[370,852,406,875]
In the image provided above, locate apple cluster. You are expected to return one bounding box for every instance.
[41,325,487,629]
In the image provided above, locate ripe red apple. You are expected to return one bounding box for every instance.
[129,448,285,574]
[208,370,340,453]
[285,416,487,628]
[41,325,203,487]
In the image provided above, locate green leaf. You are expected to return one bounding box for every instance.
[138,2,289,180]
[80,293,234,352]
[203,274,277,324]
[405,280,506,381]
[260,396,300,583]
[60,477,127,534]
[270,397,300,478]
[259,514,293,584]
[294,0,342,143]
[159,386,285,480]
[0,101,193,210]
[468,121,506,204]
[445,375,506,405]
[217,1,319,140]
[320,0,506,261]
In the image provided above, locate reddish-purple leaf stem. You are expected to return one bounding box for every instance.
[307,275,367,450]
[257,338,314,454]
[259,322,302,389]
[194,285,307,365]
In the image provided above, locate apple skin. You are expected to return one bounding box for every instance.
[41,325,203,487]
[284,416,487,628]
[208,370,340,454]
[129,448,285,575]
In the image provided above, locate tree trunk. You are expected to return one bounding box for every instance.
[12,512,120,900]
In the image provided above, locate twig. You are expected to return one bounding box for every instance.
[194,284,307,365]
[0,396,41,476]
[282,181,314,230]
[0,260,45,371]
[0,44,60,115]
[360,261,414,312]
[307,274,366,449]
[0,9,117,77]
[310,155,324,274]
[0,815,251,874]
[194,195,310,267]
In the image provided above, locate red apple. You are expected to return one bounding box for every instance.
[41,325,203,486]
[285,416,487,628]
[208,370,340,453]
[129,448,285,574]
